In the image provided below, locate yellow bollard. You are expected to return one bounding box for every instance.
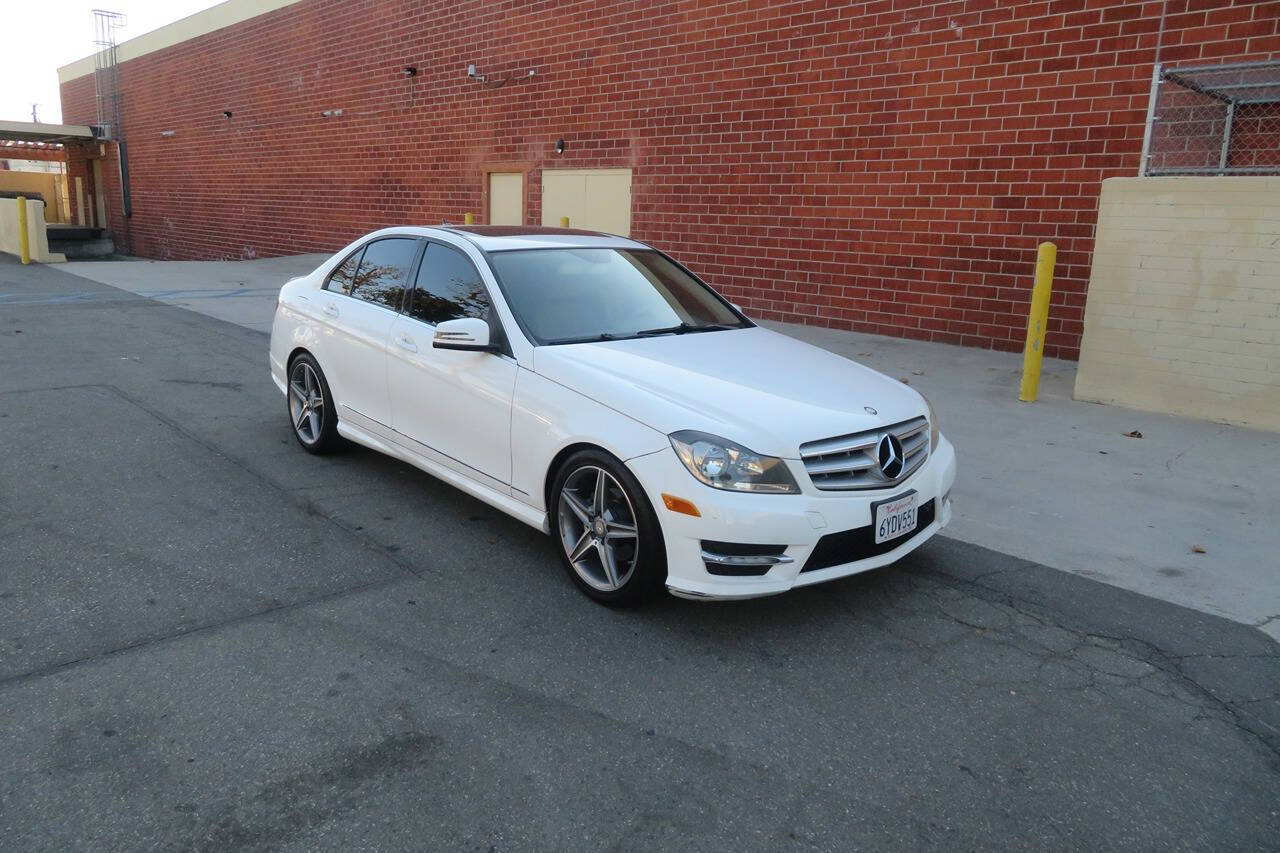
[559,216,569,228]
[1018,242,1057,402]
[464,212,474,225]
[16,195,30,265]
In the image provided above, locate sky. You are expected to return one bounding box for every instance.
[0,0,221,124]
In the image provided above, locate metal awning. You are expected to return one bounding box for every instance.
[0,120,98,144]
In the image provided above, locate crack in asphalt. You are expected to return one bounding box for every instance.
[0,574,415,691]
[907,566,1280,760]
[4,383,1277,770]
[101,382,434,583]
[0,381,442,689]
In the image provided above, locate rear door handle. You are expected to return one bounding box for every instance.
[394,334,418,353]
[322,303,339,317]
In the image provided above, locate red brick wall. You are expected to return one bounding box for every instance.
[1228,102,1280,169]
[62,144,93,225]
[58,142,119,234]
[60,0,1280,359]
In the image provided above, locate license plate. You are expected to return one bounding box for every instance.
[873,491,918,545]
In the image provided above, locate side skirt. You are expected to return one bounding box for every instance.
[335,420,551,534]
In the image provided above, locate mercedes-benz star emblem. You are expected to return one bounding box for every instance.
[877,433,905,479]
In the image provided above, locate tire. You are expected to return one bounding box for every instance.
[550,449,666,606]
[286,352,342,454]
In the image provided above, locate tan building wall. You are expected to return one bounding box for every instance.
[0,172,67,223]
[1075,177,1280,432]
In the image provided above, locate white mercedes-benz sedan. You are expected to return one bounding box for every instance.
[269,226,956,605]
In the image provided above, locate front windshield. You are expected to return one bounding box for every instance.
[488,248,749,345]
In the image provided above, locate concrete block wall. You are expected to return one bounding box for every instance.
[0,198,66,263]
[59,0,1280,359]
[1075,177,1280,431]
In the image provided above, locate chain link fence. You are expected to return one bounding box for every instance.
[1140,60,1280,176]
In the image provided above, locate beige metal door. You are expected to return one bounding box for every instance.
[541,168,632,236]
[488,173,523,225]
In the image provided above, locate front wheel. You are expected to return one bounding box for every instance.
[552,450,666,606]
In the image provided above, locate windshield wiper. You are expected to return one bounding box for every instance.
[550,323,736,345]
[549,332,624,345]
[634,322,734,337]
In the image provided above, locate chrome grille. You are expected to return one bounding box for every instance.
[799,415,929,491]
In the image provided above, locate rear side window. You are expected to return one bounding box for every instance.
[405,243,491,325]
[324,247,364,296]
[349,237,420,310]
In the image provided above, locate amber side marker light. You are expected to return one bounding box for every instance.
[662,494,701,517]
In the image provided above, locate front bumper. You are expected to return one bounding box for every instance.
[626,436,956,600]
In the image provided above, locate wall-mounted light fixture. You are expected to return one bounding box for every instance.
[403,66,417,77]
[554,138,565,155]
[321,109,345,118]
[160,130,176,137]
[467,64,537,88]
[221,110,233,119]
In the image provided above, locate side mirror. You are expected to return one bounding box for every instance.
[433,317,497,352]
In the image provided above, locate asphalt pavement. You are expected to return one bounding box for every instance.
[59,254,1280,638]
[1,255,1278,851]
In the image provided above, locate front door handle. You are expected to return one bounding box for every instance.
[394,334,418,353]
[322,303,340,317]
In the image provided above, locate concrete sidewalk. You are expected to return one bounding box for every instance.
[58,255,1280,639]
[55,255,328,334]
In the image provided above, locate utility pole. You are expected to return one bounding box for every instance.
[31,103,39,123]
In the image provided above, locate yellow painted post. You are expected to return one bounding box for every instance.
[1018,241,1057,402]
[559,216,569,228]
[464,212,474,225]
[16,196,30,265]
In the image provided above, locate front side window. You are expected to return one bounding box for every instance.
[324,247,364,296]
[489,248,748,345]
[348,237,420,310]
[406,243,491,325]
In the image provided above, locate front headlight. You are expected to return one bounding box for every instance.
[923,395,940,450]
[669,431,800,494]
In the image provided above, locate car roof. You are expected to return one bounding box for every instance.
[431,225,651,253]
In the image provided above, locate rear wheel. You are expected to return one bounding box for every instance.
[287,353,341,454]
[552,450,666,606]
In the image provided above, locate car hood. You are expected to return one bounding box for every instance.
[531,327,927,458]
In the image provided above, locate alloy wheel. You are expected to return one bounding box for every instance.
[557,466,640,592]
[288,360,325,445]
